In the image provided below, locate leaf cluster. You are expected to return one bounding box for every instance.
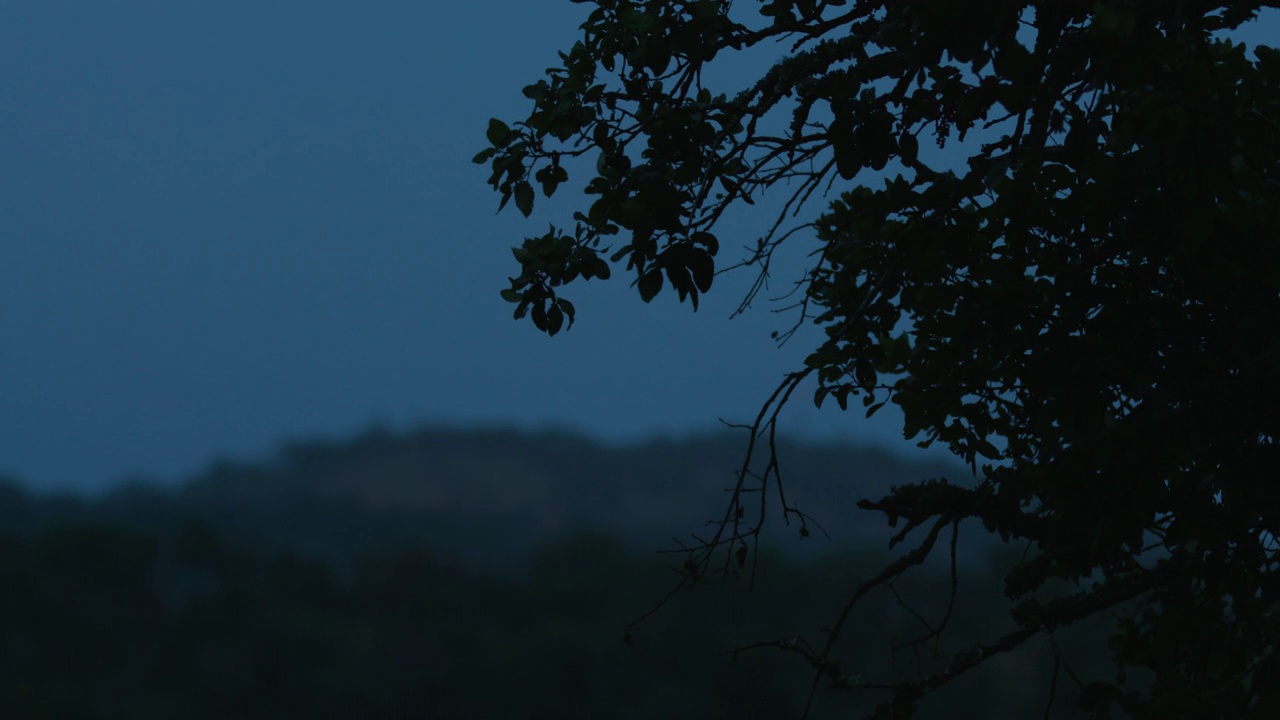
[480,1,1280,717]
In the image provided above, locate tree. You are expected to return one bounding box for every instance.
[477,1,1280,717]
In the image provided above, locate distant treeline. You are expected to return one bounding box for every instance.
[0,427,1119,717]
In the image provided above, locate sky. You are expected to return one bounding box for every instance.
[1,2,1276,494]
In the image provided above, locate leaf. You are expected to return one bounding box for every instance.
[486,118,513,147]
[691,231,719,254]
[898,131,919,164]
[546,303,565,336]
[557,298,576,330]
[666,265,691,301]
[514,181,535,217]
[855,359,877,390]
[835,386,850,411]
[832,127,861,180]
[638,268,663,302]
[689,250,715,293]
[593,256,612,280]
[535,164,568,197]
[521,81,548,102]
[814,385,830,408]
[620,7,658,32]
[530,301,547,331]
[974,438,1000,459]
[588,198,611,225]
[992,42,1033,84]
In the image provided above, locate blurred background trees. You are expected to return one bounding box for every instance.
[1,427,1101,718]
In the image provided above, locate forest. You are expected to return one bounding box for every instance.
[2,426,1124,718]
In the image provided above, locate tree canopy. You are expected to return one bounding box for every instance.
[478,1,1280,716]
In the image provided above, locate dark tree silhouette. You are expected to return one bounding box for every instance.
[479,2,1280,717]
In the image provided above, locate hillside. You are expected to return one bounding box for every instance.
[0,426,1117,718]
[178,426,965,566]
[5,424,969,574]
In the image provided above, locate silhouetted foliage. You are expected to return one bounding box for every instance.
[481,2,1280,716]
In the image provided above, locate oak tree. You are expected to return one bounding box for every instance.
[478,1,1280,716]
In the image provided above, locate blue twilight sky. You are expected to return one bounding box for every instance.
[1,2,1275,493]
